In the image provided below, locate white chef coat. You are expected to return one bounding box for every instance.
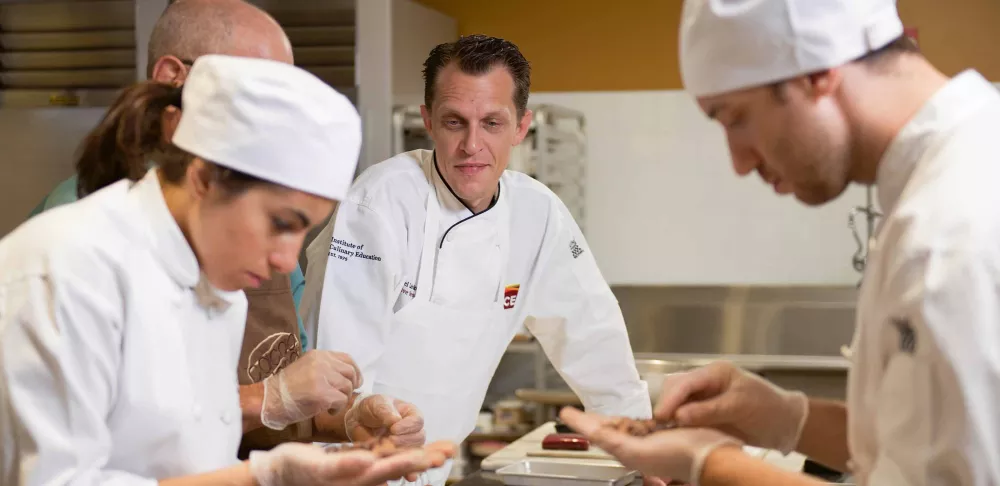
[0,169,247,486]
[847,70,1000,485]
[301,149,650,437]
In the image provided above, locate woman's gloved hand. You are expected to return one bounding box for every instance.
[260,350,362,430]
[248,441,456,486]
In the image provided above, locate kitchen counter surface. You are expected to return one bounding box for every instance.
[473,422,810,485]
[479,422,619,471]
[452,470,644,486]
[451,471,503,486]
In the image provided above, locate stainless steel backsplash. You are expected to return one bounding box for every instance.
[613,285,859,357]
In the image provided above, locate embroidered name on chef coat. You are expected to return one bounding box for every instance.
[892,317,917,354]
[401,281,416,299]
[329,237,382,263]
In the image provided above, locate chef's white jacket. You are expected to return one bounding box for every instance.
[302,149,650,440]
[847,70,1000,485]
[0,170,246,485]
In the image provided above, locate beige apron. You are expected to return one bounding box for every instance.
[236,269,311,459]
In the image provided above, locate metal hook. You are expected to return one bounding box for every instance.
[847,187,882,288]
[848,208,868,273]
[847,191,883,276]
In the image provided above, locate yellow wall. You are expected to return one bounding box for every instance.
[898,0,1000,81]
[413,0,1000,92]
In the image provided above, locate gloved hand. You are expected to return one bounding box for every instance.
[559,407,742,485]
[345,394,426,448]
[261,350,362,430]
[654,361,808,455]
[248,441,456,486]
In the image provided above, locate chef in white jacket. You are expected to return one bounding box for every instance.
[0,54,453,486]
[301,34,650,483]
[558,1,1000,486]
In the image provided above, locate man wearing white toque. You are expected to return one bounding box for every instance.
[560,1,1000,486]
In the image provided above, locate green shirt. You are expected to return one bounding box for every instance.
[27,175,310,350]
[27,175,80,218]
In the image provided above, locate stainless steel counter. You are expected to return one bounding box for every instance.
[635,353,850,401]
[451,471,503,486]
[621,285,856,401]
[452,471,644,486]
[485,285,858,407]
[634,353,850,372]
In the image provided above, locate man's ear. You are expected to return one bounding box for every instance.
[420,105,433,133]
[807,68,842,100]
[150,55,189,85]
[513,109,533,145]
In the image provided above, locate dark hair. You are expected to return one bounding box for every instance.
[767,35,922,102]
[75,81,263,198]
[856,34,921,67]
[422,34,531,118]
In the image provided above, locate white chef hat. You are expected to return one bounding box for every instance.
[680,0,905,98]
[171,54,361,201]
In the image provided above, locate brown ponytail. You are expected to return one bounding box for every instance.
[75,79,269,200]
[75,81,185,197]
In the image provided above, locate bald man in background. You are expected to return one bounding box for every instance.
[25,0,425,459]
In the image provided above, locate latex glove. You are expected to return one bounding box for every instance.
[249,441,456,486]
[345,395,426,448]
[654,361,808,454]
[560,407,742,486]
[261,350,362,430]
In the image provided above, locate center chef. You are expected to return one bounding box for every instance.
[301,34,651,484]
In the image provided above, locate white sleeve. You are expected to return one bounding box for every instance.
[0,272,156,486]
[867,244,1000,486]
[522,203,651,419]
[309,200,403,391]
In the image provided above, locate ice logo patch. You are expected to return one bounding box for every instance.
[504,284,520,310]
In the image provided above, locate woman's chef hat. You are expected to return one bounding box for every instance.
[172,54,361,201]
[680,0,905,98]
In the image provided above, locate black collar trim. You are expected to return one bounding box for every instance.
[433,151,501,249]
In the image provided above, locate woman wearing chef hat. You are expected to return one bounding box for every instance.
[561,1,1000,486]
[0,54,454,486]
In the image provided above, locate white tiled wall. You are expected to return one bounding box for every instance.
[528,90,869,286]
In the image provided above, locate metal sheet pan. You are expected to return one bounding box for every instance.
[495,459,637,486]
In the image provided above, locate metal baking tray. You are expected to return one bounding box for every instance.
[495,459,638,486]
